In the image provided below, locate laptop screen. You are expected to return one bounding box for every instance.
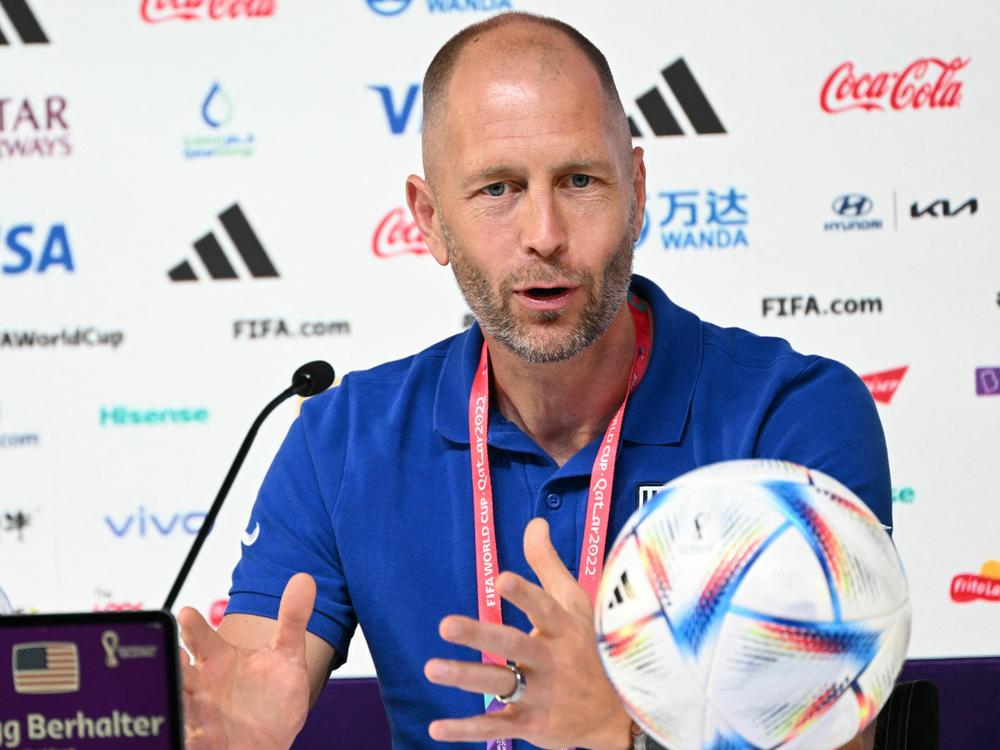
[0,611,183,749]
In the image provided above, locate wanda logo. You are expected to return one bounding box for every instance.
[141,0,276,23]
[372,207,428,258]
[821,57,969,113]
[860,366,908,405]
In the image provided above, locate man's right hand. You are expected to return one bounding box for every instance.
[178,573,317,750]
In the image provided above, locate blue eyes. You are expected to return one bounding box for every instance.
[481,175,592,196]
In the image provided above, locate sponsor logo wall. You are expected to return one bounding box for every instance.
[0,1,997,676]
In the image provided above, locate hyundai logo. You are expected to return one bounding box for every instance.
[832,194,873,217]
[367,0,412,15]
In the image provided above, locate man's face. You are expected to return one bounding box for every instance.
[443,202,635,363]
[425,37,644,363]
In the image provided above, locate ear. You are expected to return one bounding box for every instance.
[630,146,647,242]
[406,175,449,266]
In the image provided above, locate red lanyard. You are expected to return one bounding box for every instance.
[467,296,652,750]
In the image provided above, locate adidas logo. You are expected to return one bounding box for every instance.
[628,58,725,137]
[607,570,636,610]
[168,203,279,282]
[0,0,48,45]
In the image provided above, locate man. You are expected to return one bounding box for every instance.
[179,12,888,750]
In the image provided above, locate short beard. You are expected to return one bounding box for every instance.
[443,211,635,364]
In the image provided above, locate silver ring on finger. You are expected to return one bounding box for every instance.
[496,664,526,705]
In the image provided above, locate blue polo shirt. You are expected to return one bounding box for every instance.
[227,274,891,749]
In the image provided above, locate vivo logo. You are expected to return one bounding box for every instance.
[104,507,205,537]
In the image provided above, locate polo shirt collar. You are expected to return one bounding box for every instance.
[432,274,701,447]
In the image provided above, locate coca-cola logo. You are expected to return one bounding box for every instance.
[821,57,969,114]
[950,561,1000,604]
[372,207,428,258]
[860,365,908,405]
[141,0,276,24]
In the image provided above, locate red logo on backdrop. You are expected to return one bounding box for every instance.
[950,561,1000,603]
[93,588,141,612]
[209,598,228,628]
[372,207,428,258]
[821,57,969,114]
[93,601,143,612]
[860,366,908,404]
[141,0,276,23]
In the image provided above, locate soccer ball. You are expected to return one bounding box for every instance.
[596,460,910,750]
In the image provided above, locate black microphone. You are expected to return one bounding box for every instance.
[162,360,336,611]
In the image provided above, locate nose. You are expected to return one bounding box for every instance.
[520,189,567,259]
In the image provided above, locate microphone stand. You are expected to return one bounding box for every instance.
[162,360,334,612]
[163,385,296,611]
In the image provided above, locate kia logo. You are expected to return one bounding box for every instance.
[832,194,873,217]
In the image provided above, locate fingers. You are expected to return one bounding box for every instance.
[438,615,544,666]
[429,714,517,743]
[523,517,579,595]
[178,606,228,663]
[424,658,519,698]
[271,572,317,653]
[178,645,198,693]
[496,571,569,636]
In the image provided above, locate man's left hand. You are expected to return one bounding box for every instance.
[425,517,632,750]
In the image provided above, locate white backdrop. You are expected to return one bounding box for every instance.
[0,0,997,678]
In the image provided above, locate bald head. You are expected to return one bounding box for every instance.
[421,12,632,181]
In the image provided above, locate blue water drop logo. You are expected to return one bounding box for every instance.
[201,82,234,129]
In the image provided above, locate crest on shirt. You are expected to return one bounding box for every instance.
[636,482,668,508]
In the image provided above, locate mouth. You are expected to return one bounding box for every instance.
[521,286,570,301]
[513,285,578,310]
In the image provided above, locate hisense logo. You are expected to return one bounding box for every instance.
[99,406,209,426]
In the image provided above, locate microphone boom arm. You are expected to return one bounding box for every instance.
[162,384,297,612]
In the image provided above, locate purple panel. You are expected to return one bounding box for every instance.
[0,620,177,748]
[292,678,391,750]
[295,658,1000,749]
[899,657,1000,749]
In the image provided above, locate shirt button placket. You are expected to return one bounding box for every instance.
[545,492,562,510]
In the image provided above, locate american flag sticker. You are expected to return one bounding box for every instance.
[12,642,80,694]
[636,483,668,508]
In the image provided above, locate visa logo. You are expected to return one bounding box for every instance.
[369,84,420,135]
[1,223,74,274]
[104,506,205,537]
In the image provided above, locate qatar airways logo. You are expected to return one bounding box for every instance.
[140,0,275,23]
[372,207,428,258]
[821,57,968,114]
